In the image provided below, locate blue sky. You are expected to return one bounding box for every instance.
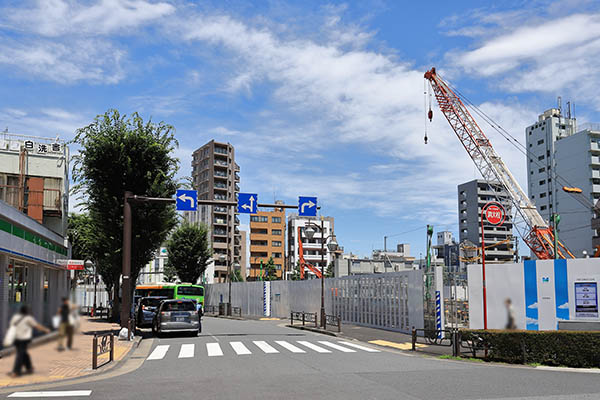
[1,0,599,259]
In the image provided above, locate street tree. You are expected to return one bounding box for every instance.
[263,257,279,281]
[72,109,179,321]
[165,222,211,284]
[162,263,178,283]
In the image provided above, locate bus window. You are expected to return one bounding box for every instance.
[177,286,204,296]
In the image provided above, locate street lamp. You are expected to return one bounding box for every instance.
[304,218,338,329]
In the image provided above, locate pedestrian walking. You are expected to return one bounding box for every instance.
[505,298,516,330]
[7,305,50,377]
[57,297,75,351]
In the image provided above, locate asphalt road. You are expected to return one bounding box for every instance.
[5,318,600,399]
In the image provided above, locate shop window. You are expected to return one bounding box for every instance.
[8,263,28,304]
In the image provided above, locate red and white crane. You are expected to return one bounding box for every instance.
[424,67,574,259]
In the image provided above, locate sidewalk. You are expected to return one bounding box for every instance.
[0,317,134,388]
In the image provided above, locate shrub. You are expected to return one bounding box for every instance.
[461,329,600,368]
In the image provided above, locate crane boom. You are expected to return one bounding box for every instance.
[298,226,322,279]
[424,67,573,259]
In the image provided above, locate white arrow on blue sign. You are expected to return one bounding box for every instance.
[298,196,317,216]
[238,193,258,214]
[176,189,197,211]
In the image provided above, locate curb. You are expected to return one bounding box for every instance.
[0,331,60,358]
[205,314,245,321]
[286,324,340,337]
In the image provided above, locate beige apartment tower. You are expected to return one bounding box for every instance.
[188,140,241,282]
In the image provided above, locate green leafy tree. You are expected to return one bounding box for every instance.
[72,109,179,321]
[162,263,178,283]
[165,222,211,284]
[289,261,301,281]
[67,212,98,287]
[263,257,279,281]
[231,269,243,282]
[325,261,335,278]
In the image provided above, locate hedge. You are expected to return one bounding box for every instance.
[460,329,600,368]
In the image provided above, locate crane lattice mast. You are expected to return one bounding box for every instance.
[424,67,573,259]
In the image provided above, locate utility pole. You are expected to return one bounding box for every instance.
[120,191,132,329]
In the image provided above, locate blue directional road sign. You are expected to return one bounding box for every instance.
[238,193,258,214]
[298,196,317,217]
[176,189,197,211]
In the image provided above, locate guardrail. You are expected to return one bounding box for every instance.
[204,305,219,315]
[290,311,318,328]
[324,314,342,333]
[411,327,461,356]
[92,333,114,369]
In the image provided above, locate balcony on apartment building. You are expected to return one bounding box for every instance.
[214,169,228,178]
[214,217,228,226]
[214,159,229,167]
[214,146,229,155]
[214,206,228,214]
[213,229,227,236]
[0,176,63,221]
[214,193,228,201]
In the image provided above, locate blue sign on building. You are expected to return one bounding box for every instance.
[176,189,197,211]
[238,193,258,214]
[298,196,317,217]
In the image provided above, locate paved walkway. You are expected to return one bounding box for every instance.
[0,317,134,388]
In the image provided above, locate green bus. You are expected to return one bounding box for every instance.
[134,283,205,306]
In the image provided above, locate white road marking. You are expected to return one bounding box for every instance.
[318,341,356,353]
[253,341,279,354]
[275,340,306,353]
[296,341,331,353]
[178,344,195,358]
[207,342,223,357]
[147,345,170,360]
[8,391,92,397]
[230,341,252,355]
[338,341,381,352]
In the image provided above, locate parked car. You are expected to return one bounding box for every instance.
[135,296,167,328]
[152,299,200,337]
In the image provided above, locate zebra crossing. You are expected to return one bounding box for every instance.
[146,340,380,360]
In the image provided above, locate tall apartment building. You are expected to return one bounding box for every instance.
[525,108,577,225]
[458,180,514,263]
[0,134,70,339]
[287,215,335,279]
[249,208,285,280]
[553,127,600,257]
[188,140,241,282]
[138,246,168,284]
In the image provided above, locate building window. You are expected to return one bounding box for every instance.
[272,229,282,235]
[538,167,545,173]
[538,155,545,161]
[272,252,282,258]
[8,263,28,304]
[540,193,546,198]
[540,205,547,211]
[275,264,282,270]
[539,180,546,185]
[272,217,281,223]
[272,241,282,247]
[250,216,268,223]
[537,139,544,145]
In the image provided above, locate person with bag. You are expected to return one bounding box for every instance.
[57,297,75,351]
[4,305,50,377]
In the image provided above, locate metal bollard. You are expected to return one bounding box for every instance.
[290,312,293,325]
[411,326,416,351]
[92,335,98,369]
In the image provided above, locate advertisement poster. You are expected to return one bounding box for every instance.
[575,282,598,318]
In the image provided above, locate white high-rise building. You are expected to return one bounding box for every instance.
[525,106,599,257]
[554,127,600,257]
[525,107,577,225]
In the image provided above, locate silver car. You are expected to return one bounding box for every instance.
[152,299,199,337]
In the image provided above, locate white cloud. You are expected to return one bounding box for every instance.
[558,302,569,309]
[0,107,90,139]
[526,317,538,326]
[527,302,538,309]
[0,38,125,84]
[449,11,600,109]
[3,0,175,37]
